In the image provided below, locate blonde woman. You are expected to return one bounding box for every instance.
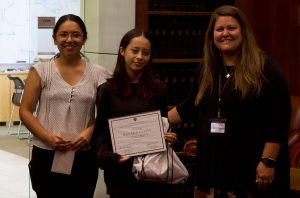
[168,5,290,198]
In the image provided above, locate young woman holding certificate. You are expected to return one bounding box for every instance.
[92,28,177,198]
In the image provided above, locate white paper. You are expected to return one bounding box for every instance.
[108,110,166,156]
[51,132,77,175]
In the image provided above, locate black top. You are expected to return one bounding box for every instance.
[92,82,168,195]
[177,56,291,196]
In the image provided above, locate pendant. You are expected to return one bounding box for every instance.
[225,73,231,78]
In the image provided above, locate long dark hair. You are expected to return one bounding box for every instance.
[109,28,165,99]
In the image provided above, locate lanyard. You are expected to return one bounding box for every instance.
[217,69,231,118]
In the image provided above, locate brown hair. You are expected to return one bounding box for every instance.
[195,5,265,105]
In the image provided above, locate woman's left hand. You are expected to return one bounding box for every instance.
[72,130,91,151]
[256,162,275,190]
[164,132,177,144]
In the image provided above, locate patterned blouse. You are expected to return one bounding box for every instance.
[32,60,111,150]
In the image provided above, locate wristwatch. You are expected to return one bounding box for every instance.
[261,157,276,168]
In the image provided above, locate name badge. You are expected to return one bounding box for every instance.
[210,118,227,134]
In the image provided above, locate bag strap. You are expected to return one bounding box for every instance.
[165,144,175,184]
[165,145,170,182]
[166,126,174,183]
[140,155,146,181]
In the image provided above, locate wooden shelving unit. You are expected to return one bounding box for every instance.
[135,0,235,154]
[153,58,203,63]
[148,11,213,16]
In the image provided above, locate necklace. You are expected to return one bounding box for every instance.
[224,65,233,78]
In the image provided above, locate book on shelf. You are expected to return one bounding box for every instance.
[148,0,235,12]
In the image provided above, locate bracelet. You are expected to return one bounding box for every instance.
[261,157,276,168]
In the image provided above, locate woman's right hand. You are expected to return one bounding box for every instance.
[164,132,177,144]
[119,155,131,164]
[46,134,73,151]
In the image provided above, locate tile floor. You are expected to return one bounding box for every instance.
[0,149,34,198]
[0,124,108,198]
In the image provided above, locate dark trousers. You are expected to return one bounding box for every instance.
[214,186,290,198]
[109,181,187,198]
[29,146,98,198]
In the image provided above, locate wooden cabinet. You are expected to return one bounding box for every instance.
[135,0,235,151]
[0,72,27,124]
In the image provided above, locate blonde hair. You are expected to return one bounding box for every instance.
[195,5,265,106]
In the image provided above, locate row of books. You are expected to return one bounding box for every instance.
[154,63,198,154]
[172,121,196,152]
[148,15,210,58]
[148,0,236,12]
[154,63,197,106]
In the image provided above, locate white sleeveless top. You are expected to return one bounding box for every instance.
[32,60,111,150]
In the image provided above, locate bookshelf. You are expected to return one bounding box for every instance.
[135,1,236,195]
[136,0,236,151]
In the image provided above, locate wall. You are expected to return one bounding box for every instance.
[237,0,300,96]
[82,1,300,94]
[81,0,136,71]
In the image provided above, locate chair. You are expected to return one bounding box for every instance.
[288,96,300,196]
[288,96,300,167]
[7,74,26,138]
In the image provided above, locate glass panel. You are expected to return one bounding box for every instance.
[0,1,80,197]
[0,0,80,71]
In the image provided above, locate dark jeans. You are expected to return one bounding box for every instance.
[29,146,98,198]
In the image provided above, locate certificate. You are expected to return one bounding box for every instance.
[51,132,77,175]
[108,110,166,156]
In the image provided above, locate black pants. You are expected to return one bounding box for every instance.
[29,146,98,198]
[216,191,250,198]
[109,181,186,198]
[215,187,290,198]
